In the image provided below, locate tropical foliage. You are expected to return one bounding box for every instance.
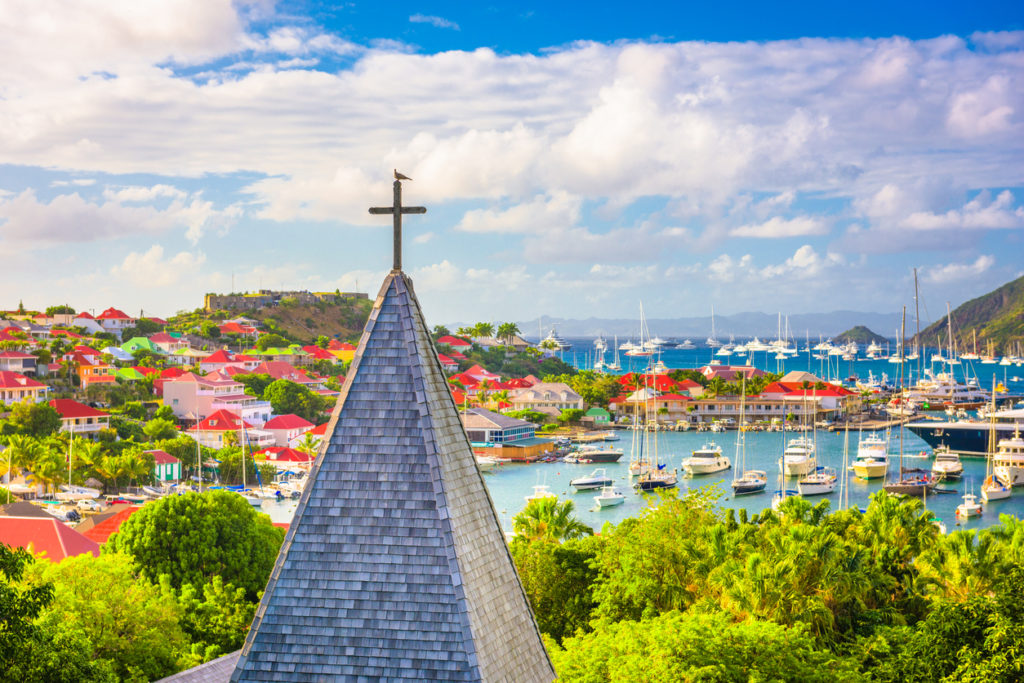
[511,489,1024,681]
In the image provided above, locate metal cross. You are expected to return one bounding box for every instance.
[368,179,426,271]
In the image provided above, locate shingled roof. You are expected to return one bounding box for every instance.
[229,272,553,682]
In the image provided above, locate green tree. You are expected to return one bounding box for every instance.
[28,552,185,681]
[496,322,520,346]
[315,335,330,349]
[510,536,600,644]
[0,543,54,675]
[199,321,220,339]
[153,404,176,421]
[513,497,593,543]
[472,321,494,338]
[45,305,76,316]
[144,417,179,441]
[255,333,289,351]
[431,324,450,338]
[107,491,284,599]
[551,611,864,682]
[7,399,62,437]
[176,575,256,657]
[557,408,585,425]
[236,372,275,398]
[264,379,328,423]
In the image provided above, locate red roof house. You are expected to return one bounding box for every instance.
[0,516,100,561]
[436,335,472,348]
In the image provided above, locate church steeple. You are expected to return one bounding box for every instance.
[226,182,553,681]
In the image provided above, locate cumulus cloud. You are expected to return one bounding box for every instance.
[456,192,581,234]
[901,190,1024,231]
[0,188,241,249]
[729,216,827,238]
[110,245,205,288]
[922,255,995,284]
[759,245,844,279]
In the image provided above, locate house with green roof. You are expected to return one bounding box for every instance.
[120,337,164,355]
[584,406,611,425]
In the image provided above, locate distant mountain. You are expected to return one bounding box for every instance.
[498,311,905,340]
[834,326,887,344]
[916,275,1024,355]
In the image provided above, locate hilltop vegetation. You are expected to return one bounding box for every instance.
[834,325,887,344]
[917,274,1024,354]
[170,296,372,345]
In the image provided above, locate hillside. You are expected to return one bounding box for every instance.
[916,275,1024,354]
[834,325,887,344]
[170,298,373,345]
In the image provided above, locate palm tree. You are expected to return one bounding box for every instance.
[29,446,66,495]
[122,452,152,487]
[473,322,495,339]
[497,322,520,347]
[513,497,593,542]
[295,432,321,456]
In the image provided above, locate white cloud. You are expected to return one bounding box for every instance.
[759,245,844,279]
[409,14,460,31]
[110,245,205,288]
[456,192,581,234]
[922,255,995,284]
[413,231,435,244]
[103,184,186,202]
[947,76,1015,138]
[729,216,827,238]
[0,189,240,249]
[901,190,1024,231]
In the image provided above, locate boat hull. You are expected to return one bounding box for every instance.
[782,457,816,477]
[852,461,888,479]
[731,480,767,495]
[595,494,625,508]
[907,421,1019,457]
[581,451,624,463]
[797,479,837,496]
[571,477,613,491]
[683,458,730,475]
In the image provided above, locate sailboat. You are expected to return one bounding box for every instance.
[780,392,816,476]
[797,408,836,496]
[706,305,722,348]
[981,378,1012,502]
[238,425,263,507]
[606,335,622,372]
[771,411,799,510]
[883,306,935,496]
[633,310,678,491]
[731,376,767,495]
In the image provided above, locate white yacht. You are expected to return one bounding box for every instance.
[993,427,1024,486]
[525,484,557,503]
[780,436,816,476]
[594,485,625,508]
[930,447,963,480]
[852,433,889,479]
[956,492,983,518]
[682,442,730,475]
[570,468,614,491]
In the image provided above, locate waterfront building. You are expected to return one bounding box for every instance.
[187,409,274,449]
[510,381,584,412]
[148,449,182,483]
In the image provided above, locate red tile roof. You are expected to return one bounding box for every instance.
[308,422,329,436]
[0,516,100,561]
[96,307,132,320]
[190,409,253,432]
[436,335,471,347]
[74,345,102,356]
[49,399,109,419]
[264,414,314,430]
[0,350,35,359]
[146,449,180,465]
[301,345,336,360]
[148,332,176,343]
[258,447,314,463]
[327,340,356,350]
[0,371,45,389]
[201,349,237,363]
[617,373,680,392]
[80,506,143,544]
[74,311,95,319]
[144,317,168,326]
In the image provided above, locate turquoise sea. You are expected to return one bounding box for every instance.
[260,341,1024,532]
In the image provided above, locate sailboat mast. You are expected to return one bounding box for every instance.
[898,306,906,477]
[913,267,921,383]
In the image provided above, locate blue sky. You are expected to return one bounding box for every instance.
[0,0,1022,325]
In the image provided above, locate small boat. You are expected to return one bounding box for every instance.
[797,466,838,496]
[682,442,730,475]
[635,466,678,491]
[525,484,557,503]
[475,455,502,472]
[931,447,963,480]
[883,468,935,496]
[594,485,625,508]
[141,485,167,498]
[956,492,983,517]
[570,468,614,491]
[981,474,1012,502]
[575,446,624,463]
[238,490,263,507]
[993,427,1024,486]
[852,453,889,479]
[77,498,103,512]
[731,470,767,496]
[56,484,102,501]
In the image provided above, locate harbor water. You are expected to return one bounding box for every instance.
[259,340,1024,532]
